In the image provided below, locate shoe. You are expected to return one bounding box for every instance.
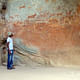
[12,65,15,69]
[7,68,12,70]
[12,67,15,69]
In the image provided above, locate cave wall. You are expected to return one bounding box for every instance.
[1,0,80,66]
[6,0,80,52]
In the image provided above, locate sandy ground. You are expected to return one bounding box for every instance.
[0,66,80,80]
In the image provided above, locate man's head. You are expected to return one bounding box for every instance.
[8,32,14,37]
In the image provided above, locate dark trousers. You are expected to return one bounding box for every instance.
[7,50,14,69]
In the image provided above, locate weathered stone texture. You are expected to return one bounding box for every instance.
[0,0,80,67]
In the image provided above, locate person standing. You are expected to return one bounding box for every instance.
[7,32,15,70]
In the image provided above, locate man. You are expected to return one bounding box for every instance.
[7,32,15,70]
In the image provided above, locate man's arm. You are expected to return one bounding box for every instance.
[7,42,11,54]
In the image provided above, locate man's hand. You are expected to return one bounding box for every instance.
[9,50,11,54]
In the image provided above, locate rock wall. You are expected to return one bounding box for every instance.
[1,0,80,67]
[6,0,80,50]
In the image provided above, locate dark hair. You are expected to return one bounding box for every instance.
[9,34,13,37]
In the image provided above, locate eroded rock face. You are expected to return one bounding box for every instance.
[0,0,80,67]
[6,0,80,50]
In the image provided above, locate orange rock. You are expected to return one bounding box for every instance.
[19,5,26,9]
[28,14,37,18]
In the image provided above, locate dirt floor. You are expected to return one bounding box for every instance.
[0,66,80,80]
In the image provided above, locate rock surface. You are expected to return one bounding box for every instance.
[0,0,80,67]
